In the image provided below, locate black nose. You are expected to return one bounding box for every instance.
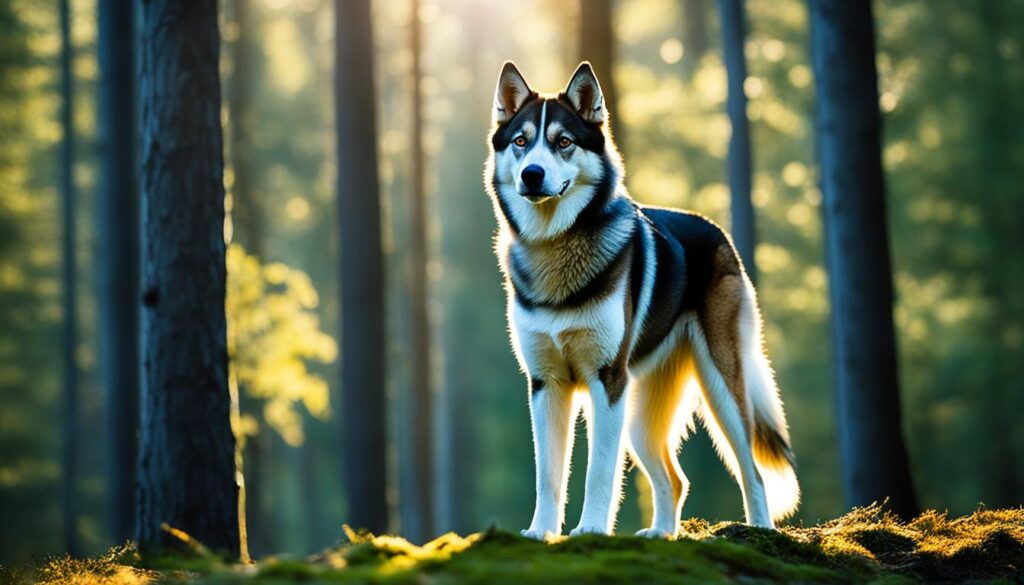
[521,164,545,189]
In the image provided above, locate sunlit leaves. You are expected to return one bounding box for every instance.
[226,244,337,447]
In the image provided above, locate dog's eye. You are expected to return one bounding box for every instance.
[513,136,527,147]
[558,136,573,149]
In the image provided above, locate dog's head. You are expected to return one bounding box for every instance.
[485,61,622,240]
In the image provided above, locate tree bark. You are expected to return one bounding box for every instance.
[718,0,757,282]
[401,0,435,543]
[136,0,242,557]
[579,0,620,131]
[98,0,140,545]
[59,0,79,557]
[335,0,389,535]
[809,0,918,520]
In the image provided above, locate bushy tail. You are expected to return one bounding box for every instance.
[741,282,801,522]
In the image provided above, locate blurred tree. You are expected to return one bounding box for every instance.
[136,0,242,557]
[717,0,757,281]
[335,0,389,535]
[97,0,140,545]
[0,0,66,562]
[225,0,274,556]
[227,0,262,257]
[402,0,436,543]
[682,0,709,74]
[58,0,79,558]
[225,241,336,554]
[579,0,620,130]
[809,0,918,520]
[975,0,1024,507]
[226,244,335,448]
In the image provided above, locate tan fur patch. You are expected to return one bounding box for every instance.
[514,213,632,304]
[558,328,607,379]
[636,340,696,504]
[700,245,749,428]
[530,333,577,389]
[529,329,619,394]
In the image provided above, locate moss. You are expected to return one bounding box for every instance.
[9,507,1023,584]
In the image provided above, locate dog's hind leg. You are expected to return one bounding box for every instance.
[628,340,694,539]
[688,267,773,527]
[523,378,577,540]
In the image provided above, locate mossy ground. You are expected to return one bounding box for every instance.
[3,506,1022,584]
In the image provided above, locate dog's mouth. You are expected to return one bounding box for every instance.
[522,181,570,203]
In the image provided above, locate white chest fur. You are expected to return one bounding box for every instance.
[506,275,628,388]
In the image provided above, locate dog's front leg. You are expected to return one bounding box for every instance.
[523,378,576,540]
[571,371,628,536]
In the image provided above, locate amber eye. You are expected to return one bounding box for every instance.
[558,136,573,149]
[513,136,527,147]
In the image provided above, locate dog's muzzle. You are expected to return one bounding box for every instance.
[522,180,570,203]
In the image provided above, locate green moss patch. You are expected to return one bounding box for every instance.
[6,506,1022,584]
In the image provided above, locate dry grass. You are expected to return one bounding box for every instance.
[3,506,1021,584]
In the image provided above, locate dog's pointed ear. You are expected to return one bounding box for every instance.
[563,62,605,124]
[493,61,533,124]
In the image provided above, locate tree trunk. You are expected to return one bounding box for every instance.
[976,0,1023,507]
[227,0,262,257]
[809,0,918,520]
[579,0,620,131]
[401,0,435,543]
[242,430,272,557]
[59,0,79,557]
[136,0,242,557]
[299,429,320,553]
[335,0,389,535]
[98,0,140,545]
[225,0,272,556]
[717,0,757,282]
[682,0,709,72]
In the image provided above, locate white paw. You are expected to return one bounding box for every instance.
[521,528,554,541]
[635,527,675,540]
[569,525,608,537]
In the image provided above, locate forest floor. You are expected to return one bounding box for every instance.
[3,505,1023,584]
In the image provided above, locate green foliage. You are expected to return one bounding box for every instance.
[0,0,67,562]
[8,507,1023,584]
[226,243,337,447]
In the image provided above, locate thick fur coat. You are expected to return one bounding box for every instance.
[485,62,799,539]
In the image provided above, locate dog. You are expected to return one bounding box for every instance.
[484,61,800,539]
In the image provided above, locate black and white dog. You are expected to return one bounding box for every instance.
[485,62,799,539]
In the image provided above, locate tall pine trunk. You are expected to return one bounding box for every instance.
[59,0,79,557]
[335,0,389,535]
[977,0,1024,506]
[682,0,708,75]
[809,0,918,520]
[579,0,620,130]
[136,0,242,557]
[402,0,435,543]
[227,0,262,256]
[98,0,140,545]
[718,0,757,282]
